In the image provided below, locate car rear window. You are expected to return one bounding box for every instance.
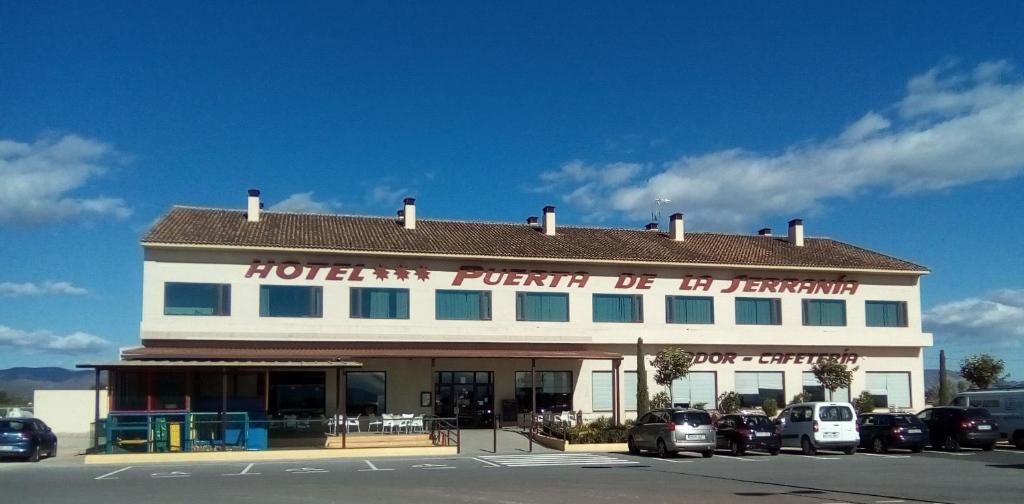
[673,411,712,426]
[965,408,992,419]
[893,415,921,426]
[817,406,854,421]
[742,416,773,429]
[0,420,30,431]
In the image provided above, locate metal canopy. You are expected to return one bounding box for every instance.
[76,359,363,370]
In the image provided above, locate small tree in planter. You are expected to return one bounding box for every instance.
[854,391,875,414]
[717,391,741,414]
[959,354,1007,390]
[651,347,694,405]
[650,392,671,409]
[810,357,857,401]
[790,391,812,405]
[636,338,650,416]
[762,398,779,418]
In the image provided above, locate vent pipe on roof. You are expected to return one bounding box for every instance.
[758,228,772,236]
[669,213,684,241]
[644,222,659,231]
[527,216,540,228]
[403,197,416,230]
[247,189,262,222]
[788,219,804,247]
[542,206,556,236]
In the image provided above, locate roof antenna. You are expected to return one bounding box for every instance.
[653,198,671,229]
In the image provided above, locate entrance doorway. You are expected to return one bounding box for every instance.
[434,371,494,428]
[269,371,325,418]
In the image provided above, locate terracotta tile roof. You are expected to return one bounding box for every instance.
[142,206,927,272]
[124,340,623,361]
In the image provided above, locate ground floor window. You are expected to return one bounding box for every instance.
[802,372,850,402]
[735,371,784,408]
[671,372,717,408]
[270,371,325,417]
[346,371,386,416]
[515,371,572,413]
[865,371,911,409]
[434,371,493,427]
[114,371,148,410]
[592,371,639,413]
[624,371,638,411]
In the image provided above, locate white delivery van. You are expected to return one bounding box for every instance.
[950,388,1024,448]
[777,402,859,455]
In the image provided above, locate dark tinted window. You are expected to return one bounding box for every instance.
[673,411,712,426]
[742,416,773,428]
[893,415,921,426]
[965,408,992,419]
[0,420,31,431]
[818,406,854,421]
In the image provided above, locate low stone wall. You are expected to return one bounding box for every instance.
[532,433,627,453]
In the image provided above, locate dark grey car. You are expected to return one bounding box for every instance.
[628,409,716,458]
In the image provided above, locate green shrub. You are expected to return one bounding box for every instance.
[854,391,875,414]
[717,391,740,413]
[762,398,779,418]
[560,417,635,443]
[790,391,812,404]
[651,391,671,409]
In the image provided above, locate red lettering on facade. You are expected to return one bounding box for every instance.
[350,265,366,281]
[567,273,589,288]
[451,266,483,286]
[615,274,637,289]
[483,271,504,285]
[742,279,760,292]
[524,272,548,286]
[780,280,798,293]
[326,265,349,281]
[245,262,273,278]
[276,262,303,280]
[636,274,656,290]
[720,276,743,294]
[759,279,779,293]
[504,271,524,286]
[305,263,328,280]
[548,272,568,288]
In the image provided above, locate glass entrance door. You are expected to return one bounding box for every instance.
[434,371,494,428]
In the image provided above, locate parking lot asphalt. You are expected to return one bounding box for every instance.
[1,444,1022,504]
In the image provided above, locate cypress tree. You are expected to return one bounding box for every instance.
[636,338,650,416]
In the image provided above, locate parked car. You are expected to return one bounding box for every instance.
[777,402,859,455]
[627,408,716,458]
[950,388,1024,449]
[917,406,999,451]
[715,413,781,456]
[857,413,928,453]
[0,419,58,462]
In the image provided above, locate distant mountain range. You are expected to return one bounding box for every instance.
[0,367,100,403]
[924,369,1021,390]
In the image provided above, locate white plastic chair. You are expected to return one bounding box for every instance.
[381,414,396,434]
[346,415,361,433]
[284,414,298,430]
[367,415,382,432]
[410,415,425,433]
[398,414,414,434]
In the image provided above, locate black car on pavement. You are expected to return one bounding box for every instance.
[715,413,781,456]
[916,407,999,451]
[0,418,58,462]
[857,413,928,453]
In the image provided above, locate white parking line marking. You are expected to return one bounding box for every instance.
[875,500,905,503]
[647,457,692,463]
[472,456,502,467]
[481,453,638,467]
[860,453,910,459]
[223,463,259,476]
[994,449,1024,454]
[801,455,840,460]
[151,471,190,478]
[922,450,974,456]
[95,466,132,480]
[358,460,394,472]
[716,455,760,461]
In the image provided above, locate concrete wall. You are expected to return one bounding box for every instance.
[33,389,109,435]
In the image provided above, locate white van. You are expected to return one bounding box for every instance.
[950,388,1024,448]
[777,402,859,455]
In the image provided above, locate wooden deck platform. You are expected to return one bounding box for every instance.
[324,433,434,449]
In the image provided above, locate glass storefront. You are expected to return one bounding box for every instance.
[434,371,494,427]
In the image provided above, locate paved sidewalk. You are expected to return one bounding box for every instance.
[458,427,557,454]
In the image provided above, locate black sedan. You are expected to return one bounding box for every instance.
[0,419,58,462]
[857,413,928,453]
[715,413,781,456]
[917,407,999,451]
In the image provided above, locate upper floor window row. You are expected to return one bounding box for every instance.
[866,301,908,327]
[164,282,231,316]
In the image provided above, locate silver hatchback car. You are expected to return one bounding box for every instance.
[628,408,716,458]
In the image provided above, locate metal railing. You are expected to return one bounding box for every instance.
[429,416,460,453]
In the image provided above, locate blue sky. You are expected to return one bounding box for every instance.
[1,2,1023,377]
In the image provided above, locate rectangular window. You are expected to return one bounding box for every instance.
[515,371,572,412]
[624,371,638,412]
[435,290,491,320]
[670,372,717,408]
[735,371,785,408]
[865,372,912,409]
[866,301,908,327]
[346,372,386,416]
[516,292,569,322]
[350,288,409,319]
[735,298,782,325]
[259,285,322,318]
[592,294,643,323]
[164,282,230,316]
[802,299,847,326]
[592,371,613,411]
[666,296,714,324]
[802,371,850,402]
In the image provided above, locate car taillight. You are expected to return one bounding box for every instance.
[667,421,676,431]
[890,425,902,439]
[812,420,819,433]
[736,427,750,438]
[961,420,973,429]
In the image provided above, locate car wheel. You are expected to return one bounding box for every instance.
[48,444,57,458]
[627,436,640,455]
[801,436,817,456]
[768,448,780,456]
[702,450,714,458]
[843,445,857,455]
[656,439,669,458]
[872,437,888,454]
[944,435,961,452]
[28,446,40,463]
[1015,434,1024,450]
[728,439,740,456]
[982,443,995,452]
[911,446,923,453]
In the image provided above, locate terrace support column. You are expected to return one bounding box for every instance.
[612,359,622,426]
[220,368,227,450]
[93,369,101,450]
[340,369,347,449]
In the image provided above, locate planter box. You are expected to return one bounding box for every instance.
[532,433,627,453]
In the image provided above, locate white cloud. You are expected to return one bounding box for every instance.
[368,184,410,206]
[539,61,1024,228]
[0,281,88,297]
[0,134,131,225]
[924,289,1024,351]
[269,192,341,213]
[0,325,110,354]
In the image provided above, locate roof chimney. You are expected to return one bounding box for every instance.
[403,197,416,230]
[542,206,556,236]
[644,222,659,231]
[526,216,540,228]
[758,228,772,236]
[669,213,685,241]
[247,189,262,222]
[788,219,804,247]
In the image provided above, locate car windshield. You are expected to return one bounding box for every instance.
[742,416,773,429]
[0,420,30,432]
[817,406,854,421]
[965,408,992,420]
[672,411,712,426]
[893,415,921,426]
